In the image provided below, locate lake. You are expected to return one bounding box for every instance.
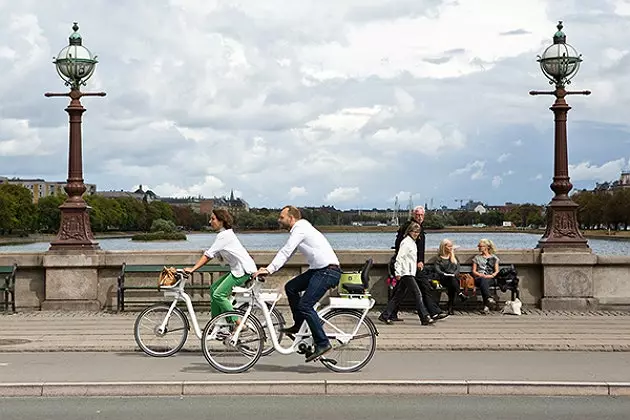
[1,232,628,255]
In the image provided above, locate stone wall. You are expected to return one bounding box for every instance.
[0,249,628,311]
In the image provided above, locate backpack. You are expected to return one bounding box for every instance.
[457,273,476,296]
[495,267,519,292]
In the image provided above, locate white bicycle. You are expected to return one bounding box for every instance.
[201,259,379,374]
[133,269,285,357]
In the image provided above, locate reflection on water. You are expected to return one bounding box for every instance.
[1,231,628,256]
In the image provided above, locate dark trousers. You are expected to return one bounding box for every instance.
[390,273,442,318]
[438,274,460,309]
[474,276,492,306]
[381,275,429,320]
[285,267,341,349]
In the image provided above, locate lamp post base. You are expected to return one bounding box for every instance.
[49,202,100,251]
[537,198,589,251]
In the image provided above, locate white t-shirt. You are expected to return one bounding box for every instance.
[203,228,257,277]
[267,219,339,275]
[394,236,417,277]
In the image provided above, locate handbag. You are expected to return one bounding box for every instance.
[457,273,476,296]
[501,298,522,315]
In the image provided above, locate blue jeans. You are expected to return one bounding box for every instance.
[285,267,341,349]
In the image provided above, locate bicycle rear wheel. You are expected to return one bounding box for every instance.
[320,310,377,372]
[134,304,189,357]
[201,310,265,374]
[238,302,285,356]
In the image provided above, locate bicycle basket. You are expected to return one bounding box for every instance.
[158,266,178,287]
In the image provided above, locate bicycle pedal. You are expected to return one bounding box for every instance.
[320,358,337,365]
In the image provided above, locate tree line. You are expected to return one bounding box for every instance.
[1,183,556,235]
[573,188,630,230]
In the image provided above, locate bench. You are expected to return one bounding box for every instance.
[0,264,17,313]
[116,263,230,312]
[428,264,520,308]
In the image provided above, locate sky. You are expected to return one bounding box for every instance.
[1,0,629,210]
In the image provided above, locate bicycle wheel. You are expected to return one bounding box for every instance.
[320,310,377,373]
[201,310,265,374]
[134,304,189,357]
[238,302,285,356]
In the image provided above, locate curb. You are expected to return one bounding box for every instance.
[2,380,630,397]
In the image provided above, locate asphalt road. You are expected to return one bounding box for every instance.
[2,395,630,420]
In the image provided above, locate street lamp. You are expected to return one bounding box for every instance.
[45,22,105,251]
[530,21,590,251]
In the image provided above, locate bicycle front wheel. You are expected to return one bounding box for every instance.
[201,310,265,374]
[134,304,189,357]
[321,310,377,373]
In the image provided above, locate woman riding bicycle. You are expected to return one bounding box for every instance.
[185,208,256,321]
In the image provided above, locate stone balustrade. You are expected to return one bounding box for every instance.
[0,249,629,311]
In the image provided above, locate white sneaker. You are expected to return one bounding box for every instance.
[483,306,490,314]
[488,298,496,306]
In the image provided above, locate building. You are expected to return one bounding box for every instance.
[619,170,630,189]
[0,176,96,203]
[97,185,158,202]
[203,190,250,215]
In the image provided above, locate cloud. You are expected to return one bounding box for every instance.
[325,187,361,202]
[497,153,511,163]
[492,175,503,188]
[453,160,486,180]
[569,158,628,182]
[288,186,307,199]
[1,1,629,209]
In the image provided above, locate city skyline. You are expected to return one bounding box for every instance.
[1,1,630,210]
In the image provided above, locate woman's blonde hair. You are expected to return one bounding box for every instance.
[478,238,497,255]
[438,239,457,263]
[404,222,421,237]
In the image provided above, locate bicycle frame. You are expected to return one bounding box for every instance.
[230,278,376,353]
[158,274,205,339]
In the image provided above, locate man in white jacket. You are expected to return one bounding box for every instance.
[253,206,341,362]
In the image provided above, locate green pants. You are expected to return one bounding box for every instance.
[211,272,250,318]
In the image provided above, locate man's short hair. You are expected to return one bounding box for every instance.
[413,205,425,213]
[282,205,302,220]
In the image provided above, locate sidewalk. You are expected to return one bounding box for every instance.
[1,351,630,397]
[1,308,630,352]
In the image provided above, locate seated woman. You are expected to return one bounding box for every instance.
[378,222,433,326]
[471,238,499,314]
[434,239,467,315]
[185,208,257,324]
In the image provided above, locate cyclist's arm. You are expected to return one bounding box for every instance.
[265,229,305,275]
[186,234,227,273]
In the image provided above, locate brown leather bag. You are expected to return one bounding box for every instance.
[158,266,178,287]
[458,273,476,296]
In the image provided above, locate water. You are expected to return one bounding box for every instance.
[1,232,628,255]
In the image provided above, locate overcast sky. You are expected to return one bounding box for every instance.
[1,0,629,210]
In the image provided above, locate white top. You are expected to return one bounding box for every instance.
[395,236,417,277]
[203,228,257,277]
[267,219,340,275]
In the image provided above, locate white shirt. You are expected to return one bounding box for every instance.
[267,219,339,275]
[395,236,417,277]
[203,229,257,277]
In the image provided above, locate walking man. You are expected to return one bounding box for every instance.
[253,205,341,362]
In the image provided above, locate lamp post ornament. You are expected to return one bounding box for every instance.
[45,22,105,251]
[530,21,590,250]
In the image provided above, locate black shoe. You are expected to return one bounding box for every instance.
[458,293,468,302]
[377,315,392,325]
[432,312,449,321]
[390,316,404,322]
[280,325,301,335]
[305,344,332,362]
[447,308,455,315]
[421,316,434,326]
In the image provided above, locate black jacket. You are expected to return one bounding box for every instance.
[394,219,426,264]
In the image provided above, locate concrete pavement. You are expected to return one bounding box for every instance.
[1,308,630,352]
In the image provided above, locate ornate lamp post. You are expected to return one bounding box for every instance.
[530,21,590,250]
[46,22,105,251]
